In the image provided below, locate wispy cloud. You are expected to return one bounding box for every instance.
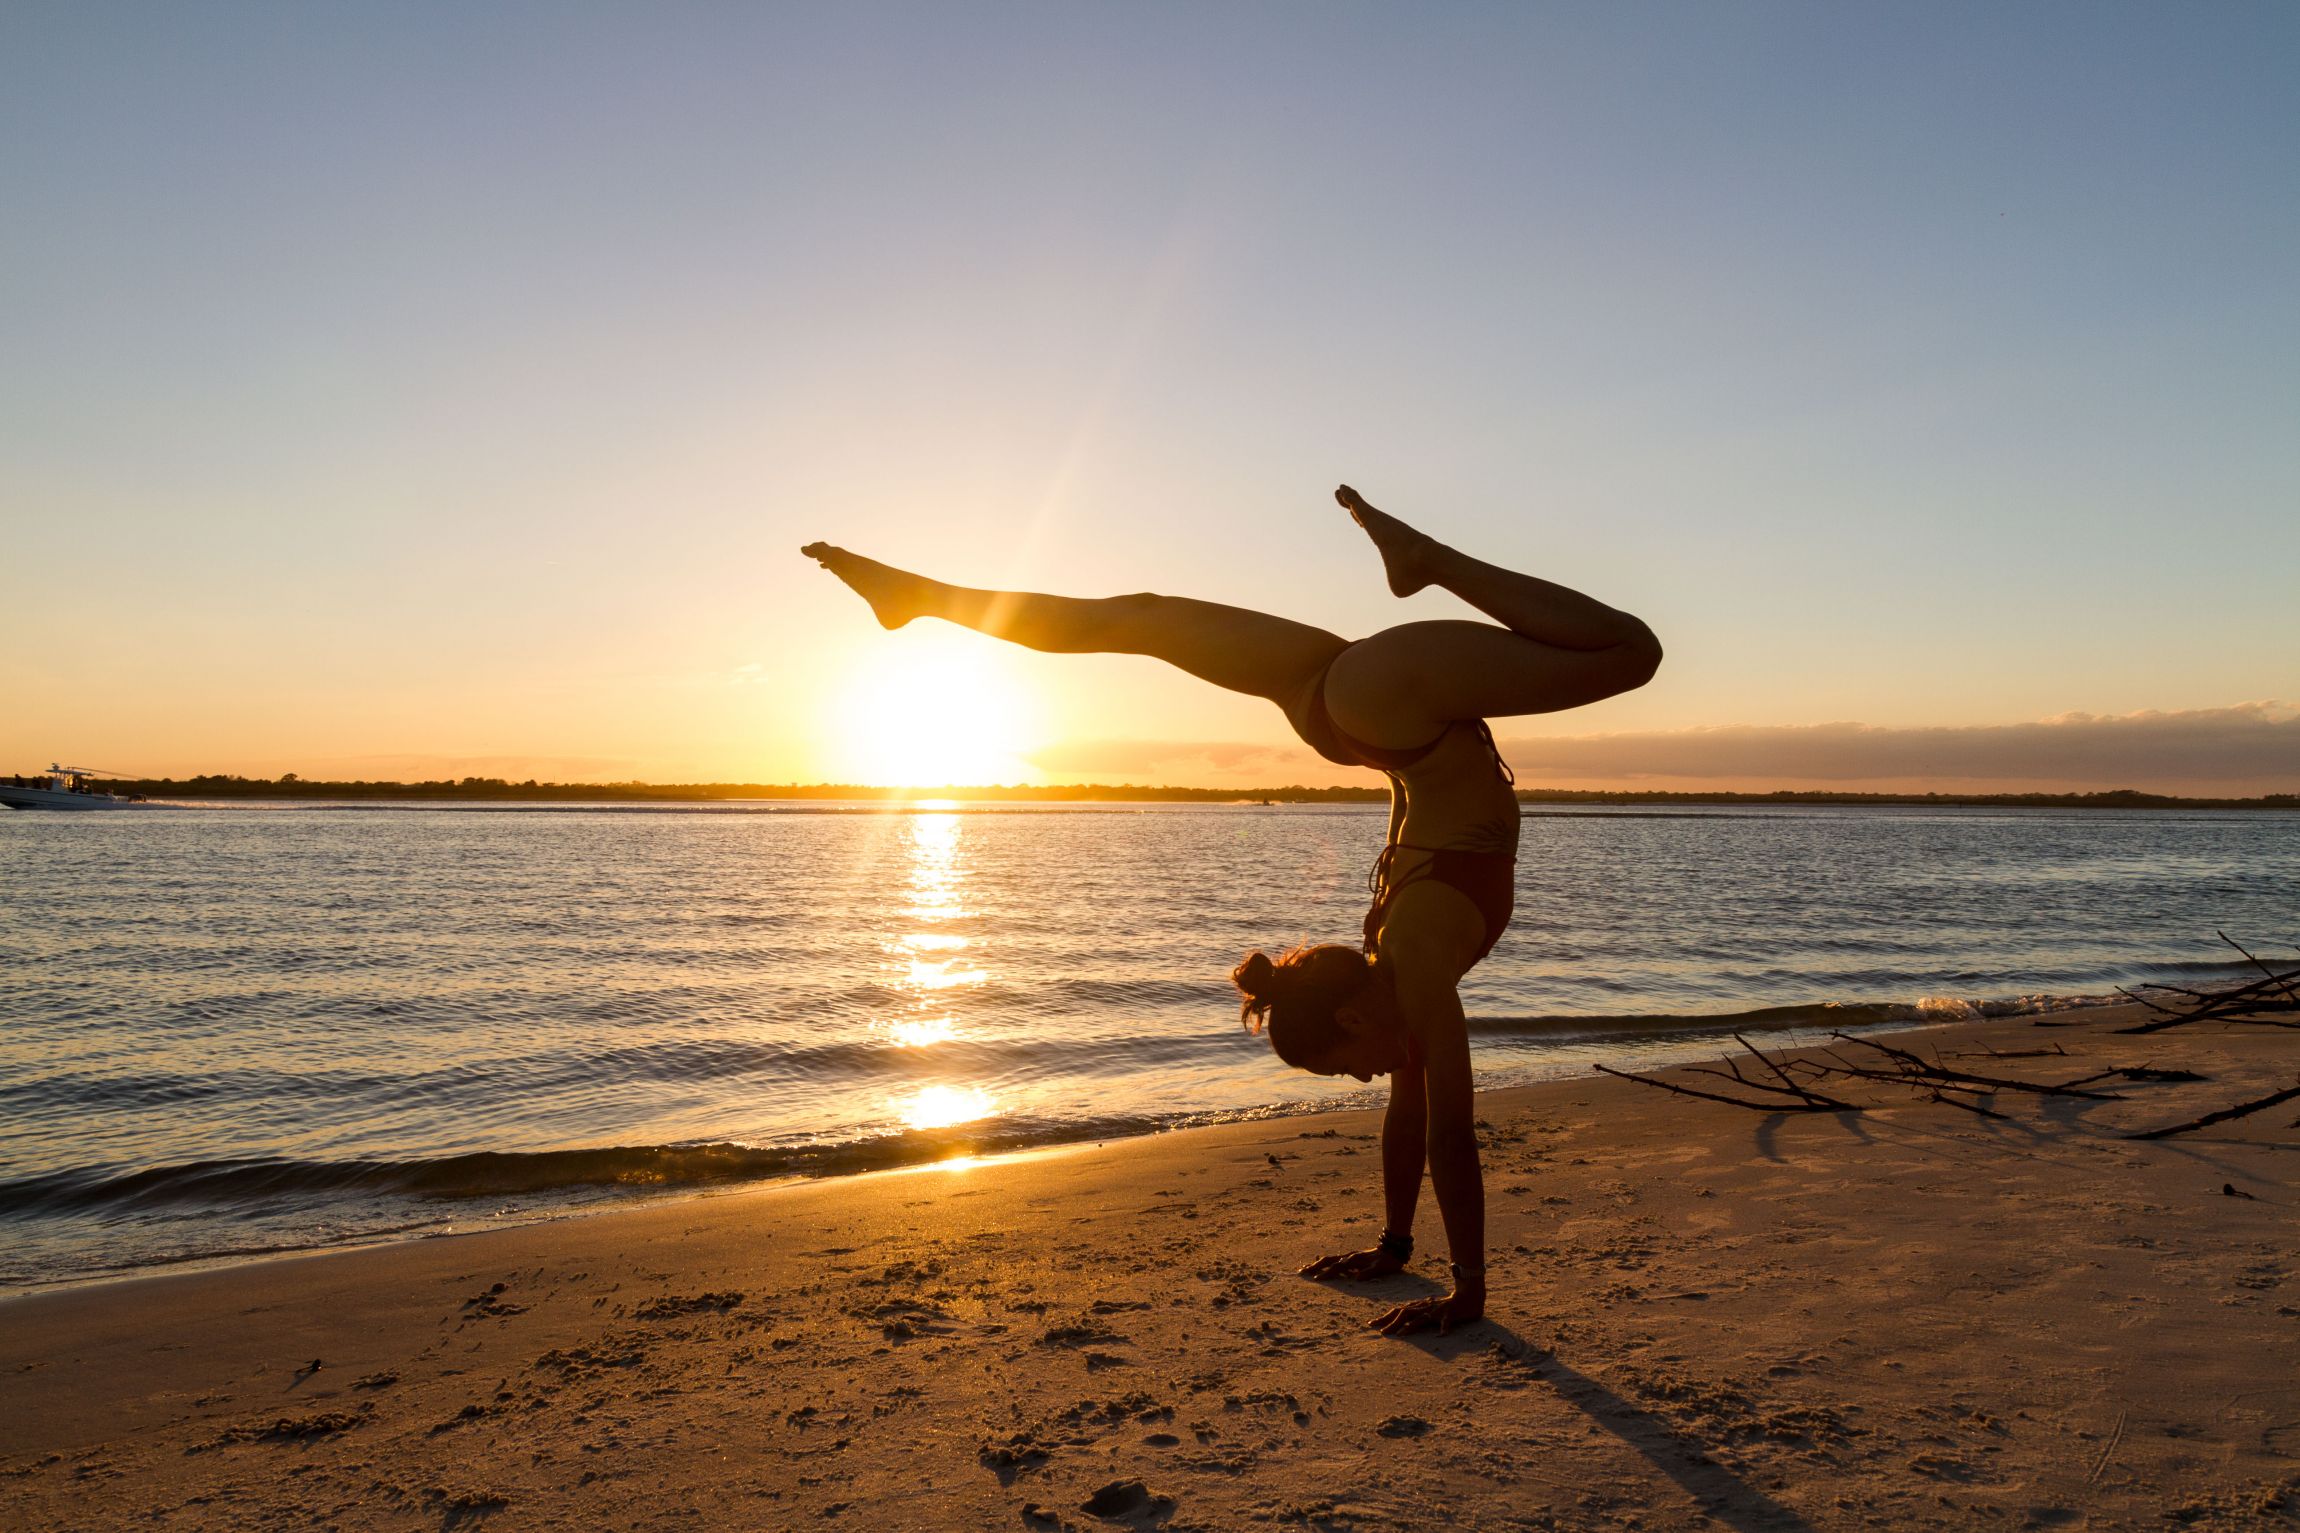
[1497,703,2300,794]
[1028,704,2300,794]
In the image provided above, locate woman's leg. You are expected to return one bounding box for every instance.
[1322,487,1662,746]
[801,543,1346,705]
[1338,485,1656,652]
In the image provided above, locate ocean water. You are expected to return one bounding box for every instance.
[2,800,2294,1289]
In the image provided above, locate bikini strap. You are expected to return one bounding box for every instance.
[1471,718,1516,786]
[1367,841,1435,901]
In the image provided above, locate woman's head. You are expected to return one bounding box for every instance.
[1232,944,1404,1081]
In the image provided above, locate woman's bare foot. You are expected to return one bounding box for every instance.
[800,543,930,629]
[1336,484,1440,598]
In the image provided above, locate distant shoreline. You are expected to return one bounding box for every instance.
[21,774,2297,810]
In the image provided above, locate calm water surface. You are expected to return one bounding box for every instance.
[2,801,2293,1286]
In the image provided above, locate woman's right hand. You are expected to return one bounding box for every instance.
[1298,1245,1406,1281]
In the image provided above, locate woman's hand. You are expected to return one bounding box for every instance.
[1298,1246,1406,1282]
[1367,1286,1483,1337]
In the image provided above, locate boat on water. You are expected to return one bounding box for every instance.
[0,765,150,811]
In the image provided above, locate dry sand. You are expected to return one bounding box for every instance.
[2,1003,2295,1532]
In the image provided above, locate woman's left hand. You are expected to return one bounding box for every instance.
[1367,1287,1484,1337]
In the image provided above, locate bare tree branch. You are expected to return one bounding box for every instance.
[1592,1064,1843,1113]
[2218,931,2300,1008]
[1828,1033,2125,1100]
[2125,1081,2300,1141]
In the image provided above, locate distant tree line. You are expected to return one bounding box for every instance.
[22,773,2297,810]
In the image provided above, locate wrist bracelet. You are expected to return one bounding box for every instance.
[1377,1230,1414,1260]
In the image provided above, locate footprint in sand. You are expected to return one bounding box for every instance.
[1040,1321,1127,1349]
[1081,1479,1176,1524]
[976,1437,1050,1485]
[632,1291,744,1319]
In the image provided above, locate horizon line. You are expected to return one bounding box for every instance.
[29,772,2300,811]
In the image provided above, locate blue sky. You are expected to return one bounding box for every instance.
[4,3,2294,788]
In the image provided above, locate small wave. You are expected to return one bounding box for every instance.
[0,1113,1179,1219]
[1462,1000,1932,1043]
[1461,988,2141,1043]
[2125,958,2268,980]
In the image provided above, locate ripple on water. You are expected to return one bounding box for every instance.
[2,800,2294,1283]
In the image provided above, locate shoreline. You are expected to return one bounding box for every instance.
[2,994,2155,1298]
[5,1000,2293,1529]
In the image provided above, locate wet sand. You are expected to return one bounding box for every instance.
[3,1002,2295,1531]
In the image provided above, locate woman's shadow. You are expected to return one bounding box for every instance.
[1384,1310,1817,1533]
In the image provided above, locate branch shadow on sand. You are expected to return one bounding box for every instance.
[1404,1322,1817,1533]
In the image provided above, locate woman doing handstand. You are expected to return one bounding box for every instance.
[803,485,1661,1336]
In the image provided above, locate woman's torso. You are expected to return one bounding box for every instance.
[1386,722,1519,857]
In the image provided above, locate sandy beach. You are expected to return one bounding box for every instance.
[2,1002,2293,1532]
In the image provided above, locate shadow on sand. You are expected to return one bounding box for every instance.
[1405,1321,1817,1533]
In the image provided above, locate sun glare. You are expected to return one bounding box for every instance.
[897,1084,997,1132]
[830,636,1038,788]
[884,1016,957,1049]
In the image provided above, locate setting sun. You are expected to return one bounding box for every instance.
[826,634,1040,787]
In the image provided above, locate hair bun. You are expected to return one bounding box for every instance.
[1232,950,1280,1002]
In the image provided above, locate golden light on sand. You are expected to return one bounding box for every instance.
[829,638,1037,788]
[896,1084,996,1131]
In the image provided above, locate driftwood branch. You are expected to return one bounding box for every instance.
[1952,1042,2069,1061]
[1828,1033,2125,1100]
[1598,931,2292,1130]
[1734,1032,1813,1095]
[1681,1064,1818,1102]
[2124,1080,2300,1141]
[1592,1063,1840,1113]
[2114,952,2300,1034]
[1924,1087,2008,1120]
[1596,1034,1859,1114]
[2220,931,2300,1008]
[2114,985,2186,1019]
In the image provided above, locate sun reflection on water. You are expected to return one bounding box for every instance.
[884,1017,955,1049]
[876,812,998,1128]
[904,812,968,924]
[897,1083,997,1131]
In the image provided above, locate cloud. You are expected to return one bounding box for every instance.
[1025,704,2300,794]
[1496,702,2300,794]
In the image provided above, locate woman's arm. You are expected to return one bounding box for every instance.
[1380,1054,1427,1239]
[1400,972,1484,1330]
[1299,1061,1425,1281]
[1367,919,1486,1336]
